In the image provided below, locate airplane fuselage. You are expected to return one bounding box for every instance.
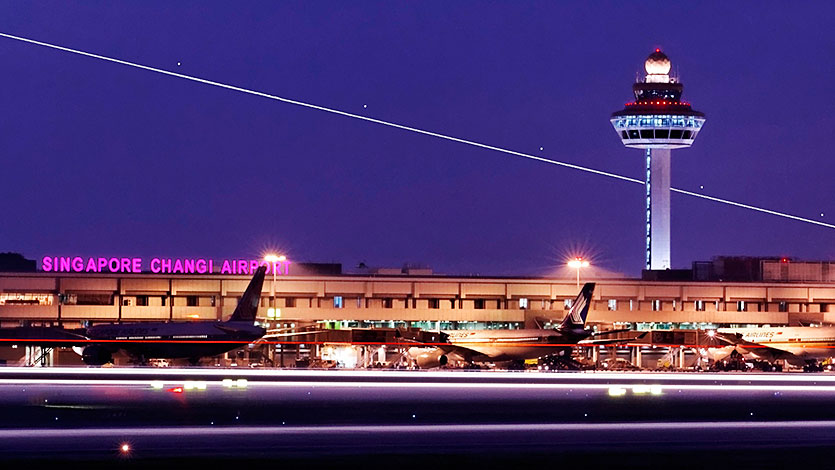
[442,328,585,362]
[86,321,266,360]
[717,326,835,360]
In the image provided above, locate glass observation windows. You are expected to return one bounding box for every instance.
[612,115,704,130]
[613,115,704,142]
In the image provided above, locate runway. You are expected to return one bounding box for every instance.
[2,367,835,467]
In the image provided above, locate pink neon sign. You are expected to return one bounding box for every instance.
[41,256,291,275]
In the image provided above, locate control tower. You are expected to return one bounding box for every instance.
[611,49,705,270]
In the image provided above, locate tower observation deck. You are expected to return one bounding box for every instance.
[611,49,705,270]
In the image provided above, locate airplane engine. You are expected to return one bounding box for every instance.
[409,347,448,368]
[81,345,113,366]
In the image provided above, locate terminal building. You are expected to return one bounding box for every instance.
[2,256,835,330]
[2,255,835,367]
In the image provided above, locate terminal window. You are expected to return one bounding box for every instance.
[519,298,528,309]
[564,299,573,309]
[0,293,53,306]
[428,299,440,309]
[695,300,705,311]
[186,296,198,307]
[383,298,393,308]
[652,300,661,311]
[474,299,485,310]
[70,293,113,306]
[333,296,343,308]
[607,299,617,311]
[136,295,149,306]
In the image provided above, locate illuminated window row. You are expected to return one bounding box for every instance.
[0,293,53,306]
[612,115,705,129]
[621,129,698,140]
[316,320,523,330]
[328,296,574,310]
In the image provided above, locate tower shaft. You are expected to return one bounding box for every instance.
[646,148,671,270]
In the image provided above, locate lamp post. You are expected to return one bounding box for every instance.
[263,254,286,310]
[264,254,286,367]
[567,257,590,288]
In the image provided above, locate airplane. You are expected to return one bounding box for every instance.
[399,283,644,369]
[704,326,835,371]
[0,266,268,366]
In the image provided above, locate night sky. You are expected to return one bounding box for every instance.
[1,1,833,277]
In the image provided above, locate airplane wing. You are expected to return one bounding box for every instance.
[394,328,482,362]
[430,340,539,362]
[578,330,648,346]
[0,326,90,348]
[260,330,331,338]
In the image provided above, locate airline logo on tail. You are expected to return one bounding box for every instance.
[560,283,595,331]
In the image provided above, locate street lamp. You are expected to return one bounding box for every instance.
[263,254,286,313]
[264,254,287,367]
[567,257,590,288]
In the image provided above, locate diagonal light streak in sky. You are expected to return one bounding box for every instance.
[1,31,832,230]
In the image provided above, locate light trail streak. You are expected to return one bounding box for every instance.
[671,188,835,228]
[5,376,835,392]
[0,32,832,230]
[7,366,835,382]
[2,421,835,439]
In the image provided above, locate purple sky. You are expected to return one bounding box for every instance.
[1,2,834,277]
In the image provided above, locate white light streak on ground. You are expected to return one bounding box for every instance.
[8,366,835,382]
[2,421,835,439]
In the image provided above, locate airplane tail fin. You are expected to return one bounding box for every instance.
[228,266,267,322]
[559,283,595,332]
